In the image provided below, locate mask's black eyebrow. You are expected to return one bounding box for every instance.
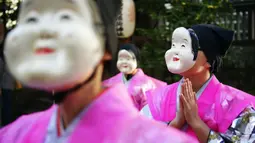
[65,0,76,3]
[183,39,188,42]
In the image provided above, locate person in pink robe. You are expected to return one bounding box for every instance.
[0,0,197,142]
[142,24,255,142]
[103,43,166,110]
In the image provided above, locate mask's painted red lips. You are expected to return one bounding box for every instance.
[35,48,55,55]
[173,57,180,61]
[121,64,128,68]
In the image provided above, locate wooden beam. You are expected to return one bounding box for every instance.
[233,0,255,10]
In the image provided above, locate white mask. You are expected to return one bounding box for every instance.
[165,27,196,74]
[4,0,105,91]
[117,49,137,74]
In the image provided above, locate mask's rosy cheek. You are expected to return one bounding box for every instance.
[5,37,19,58]
[116,61,121,68]
[165,53,172,62]
[11,35,17,41]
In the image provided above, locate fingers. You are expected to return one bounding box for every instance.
[186,81,192,100]
[187,80,193,100]
[183,81,188,99]
[179,94,184,110]
[193,92,196,102]
[187,79,196,102]
[187,80,192,96]
[181,80,186,100]
[181,83,184,95]
[181,78,197,105]
[185,79,190,100]
[181,94,190,110]
[183,78,195,101]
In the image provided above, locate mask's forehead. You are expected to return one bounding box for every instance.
[18,0,102,24]
[172,27,191,42]
[118,50,135,59]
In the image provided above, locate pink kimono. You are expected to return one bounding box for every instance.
[0,83,197,143]
[146,75,255,140]
[103,68,166,110]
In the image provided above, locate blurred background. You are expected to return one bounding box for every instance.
[122,0,255,95]
[0,0,254,126]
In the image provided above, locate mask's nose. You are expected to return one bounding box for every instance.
[39,15,58,39]
[172,49,179,56]
[122,61,128,65]
[39,29,58,39]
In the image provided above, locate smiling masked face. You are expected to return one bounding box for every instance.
[117,49,137,74]
[165,27,196,74]
[4,0,105,91]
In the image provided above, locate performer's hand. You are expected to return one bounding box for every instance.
[181,78,210,143]
[180,78,200,127]
[169,86,186,129]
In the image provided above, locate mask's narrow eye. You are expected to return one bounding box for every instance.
[172,44,175,47]
[26,17,38,23]
[181,45,185,48]
[60,14,71,20]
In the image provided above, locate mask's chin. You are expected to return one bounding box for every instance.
[14,66,97,104]
[167,61,188,74]
[119,68,133,75]
[13,61,72,91]
[17,74,78,92]
[19,69,93,92]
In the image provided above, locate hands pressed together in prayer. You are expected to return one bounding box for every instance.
[180,78,200,127]
[169,78,210,143]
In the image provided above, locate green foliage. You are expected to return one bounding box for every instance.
[135,0,233,83]
[0,0,21,30]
